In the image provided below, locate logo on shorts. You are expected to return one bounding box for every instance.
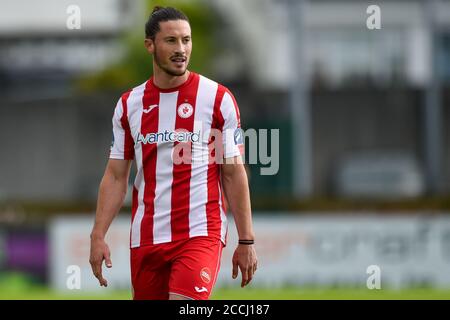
[195,286,208,293]
[200,267,211,284]
[178,103,194,118]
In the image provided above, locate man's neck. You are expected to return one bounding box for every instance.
[153,65,190,89]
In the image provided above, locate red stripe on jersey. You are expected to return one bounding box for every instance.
[131,186,138,222]
[170,73,201,241]
[220,180,228,213]
[213,85,226,130]
[206,85,227,239]
[120,91,134,159]
[140,81,160,245]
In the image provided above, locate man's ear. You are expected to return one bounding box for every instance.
[144,39,154,54]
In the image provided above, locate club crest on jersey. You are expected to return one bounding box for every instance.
[178,103,194,118]
[200,267,211,284]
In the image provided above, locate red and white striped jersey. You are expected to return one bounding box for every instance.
[109,72,242,248]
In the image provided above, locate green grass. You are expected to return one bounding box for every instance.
[214,287,450,300]
[1,287,450,300]
[1,273,449,300]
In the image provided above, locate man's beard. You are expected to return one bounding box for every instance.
[153,47,187,77]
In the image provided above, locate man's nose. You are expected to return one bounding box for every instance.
[174,39,185,54]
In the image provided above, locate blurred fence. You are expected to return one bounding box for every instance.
[1,87,449,201]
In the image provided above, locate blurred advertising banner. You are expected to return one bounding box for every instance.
[220,214,450,289]
[50,214,450,291]
[0,227,47,281]
[49,215,132,292]
[0,230,5,270]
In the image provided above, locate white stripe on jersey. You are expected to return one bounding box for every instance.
[189,76,218,238]
[129,82,147,248]
[153,91,178,244]
[221,92,242,159]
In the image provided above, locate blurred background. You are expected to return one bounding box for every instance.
[1,0,450,299]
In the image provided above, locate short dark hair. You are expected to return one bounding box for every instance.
[145,6,189,40]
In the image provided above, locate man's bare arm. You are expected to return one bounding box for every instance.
[222,159,254,240]
[89,159,132,287]
[221,157,257,287]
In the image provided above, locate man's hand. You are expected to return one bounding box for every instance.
[89,236,113,287]
[89,159,131,287]
[232,244,258,287]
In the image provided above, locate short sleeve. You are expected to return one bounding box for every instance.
[110,95,135,160]
[220,89,244,159]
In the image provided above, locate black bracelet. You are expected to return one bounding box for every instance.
[238,239,255,245]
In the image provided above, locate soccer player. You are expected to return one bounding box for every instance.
[89,6,257,300]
